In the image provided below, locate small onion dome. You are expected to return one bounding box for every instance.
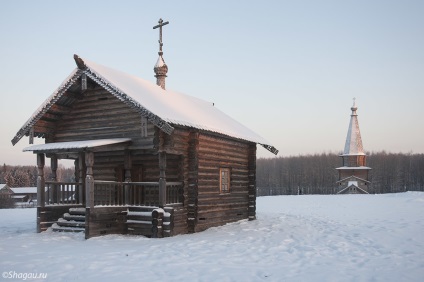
[154,55,168,76]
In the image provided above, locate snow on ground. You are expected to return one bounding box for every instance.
[1,192,423,282]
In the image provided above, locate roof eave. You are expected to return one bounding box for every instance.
[11,55,175,146]
[336,166,372,170]
[11,68,83,146]
[261,144,279,155]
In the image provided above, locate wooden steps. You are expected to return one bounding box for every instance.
[50,206,172,237]
[52,207,86,233]
[126,206,157,236]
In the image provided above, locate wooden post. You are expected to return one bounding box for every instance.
[178,155,185,204]
[29,127,34,144]
[78,152,85,205]
[152,208,164,238]
[74,158,80,204]
[84,152,94,239]
[124,150,132,205]
[187,131,199,233]
[36,153,45,233]
[247,144,257,220]
[37,153,45,208]
[85,151,94,210]
[158,152,167,208]
[50,155,58,204]
[163,206,174,237]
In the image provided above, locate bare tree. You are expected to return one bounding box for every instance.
[257,152,424,195]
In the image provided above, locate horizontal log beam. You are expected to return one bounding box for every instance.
[49,104,72,114]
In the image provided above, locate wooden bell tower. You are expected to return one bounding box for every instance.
[336,99,371,194]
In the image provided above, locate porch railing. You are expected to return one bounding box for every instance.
[45,181,83,205]
[93,181,183,207]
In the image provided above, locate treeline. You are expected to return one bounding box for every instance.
[257,152,424,195]
[2,152,424,194]
[1,164,75,187]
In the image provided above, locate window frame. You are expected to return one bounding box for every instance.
[219,167,231,194]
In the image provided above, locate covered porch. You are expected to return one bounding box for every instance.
[24,139,184,238]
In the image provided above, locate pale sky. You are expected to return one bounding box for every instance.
[1,0,423,166]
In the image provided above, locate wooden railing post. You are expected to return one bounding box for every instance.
[159,152,167,208]
[50,155,58,204]
[85,151,94,210]
[37,153,45,208]
[124,150,132,205]
[36,153,45,233]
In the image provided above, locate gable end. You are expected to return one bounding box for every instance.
[11,69,83,145]
[83,67,174,135]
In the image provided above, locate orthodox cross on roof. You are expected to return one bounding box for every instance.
[351,97,358,115]
[153,18,169,55]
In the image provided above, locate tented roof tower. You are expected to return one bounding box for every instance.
[336,99,371,194]
[343,99,365,156]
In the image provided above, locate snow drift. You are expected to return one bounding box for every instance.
[0,192,423,281]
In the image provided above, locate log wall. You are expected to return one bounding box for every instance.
[51,89,155,150]
[194,133,252,232]
[338,170,369,182]
[85,207,127,239]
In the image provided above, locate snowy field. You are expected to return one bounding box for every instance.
[1,192,423,282]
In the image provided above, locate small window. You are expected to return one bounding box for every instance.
[220,168,230,193]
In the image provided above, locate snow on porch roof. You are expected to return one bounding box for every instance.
[12,55,278,155]
[23,138,131,153]
[10,187,37,194]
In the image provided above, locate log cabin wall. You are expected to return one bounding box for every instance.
[195,133,251,232]
[160,127,190,235]
[338,170,369,182]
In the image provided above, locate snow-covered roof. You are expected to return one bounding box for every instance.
[336,175,371,184]
[23,138,131,153]
[12,55,278,155]
[338,184,369,194]
[336,166,371,170]
[12,195,27,199]
[0,184,13,194]
[342,100,365,156]
[10,187,37,194]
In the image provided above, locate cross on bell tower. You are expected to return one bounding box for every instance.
[153,18,169,90]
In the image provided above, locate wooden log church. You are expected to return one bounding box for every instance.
[336,99,371,194]
[11,19,278,238]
